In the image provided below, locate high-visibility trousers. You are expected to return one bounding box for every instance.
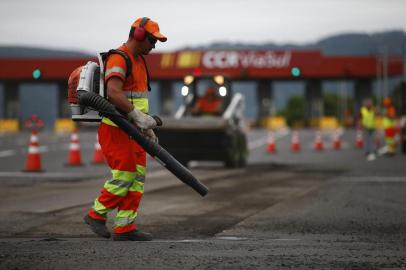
[88,123,146,234]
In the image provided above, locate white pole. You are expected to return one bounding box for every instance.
[376,55,382,113]
[383,47,389,98]
[404,37,406,82]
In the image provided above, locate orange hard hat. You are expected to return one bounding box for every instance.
[387,106,396,118]
[132,17,167,42]
[383,97,392,107]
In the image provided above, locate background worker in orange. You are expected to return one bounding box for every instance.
[192,87,222,116]
[84,17,167,241]
[383,97,397,155]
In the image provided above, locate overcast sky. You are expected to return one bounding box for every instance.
[1,0,405,54]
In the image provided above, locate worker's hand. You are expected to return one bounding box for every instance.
[142,129,158,144]
[128,108,157,129]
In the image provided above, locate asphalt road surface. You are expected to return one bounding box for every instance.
[0,128,405,269]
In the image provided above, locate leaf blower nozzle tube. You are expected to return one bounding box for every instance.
[78,91,209,197]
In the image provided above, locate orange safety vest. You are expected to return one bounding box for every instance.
[102,44,149,127]
[196,96,222,114]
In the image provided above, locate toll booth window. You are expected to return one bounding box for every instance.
[5,85,19,118]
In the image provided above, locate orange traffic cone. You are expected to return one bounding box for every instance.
[267,131,277,153]
[66,129,83,166]
[332,130,342,150]
[313,130,324,151]
[92,134,105,164]
[355,129,364,149]
[23,130,44,172]
[291,131,301,152]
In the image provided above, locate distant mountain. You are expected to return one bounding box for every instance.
[0,30,405,58]
[183,30,406,56]
[316,31,405,56]
[0,46,92,58]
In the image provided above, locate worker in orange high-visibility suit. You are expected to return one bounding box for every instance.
[383,97,397,155]
[84,17,167,241]
[192,87,222,116]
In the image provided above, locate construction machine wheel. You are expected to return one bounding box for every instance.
[237,132,248,167]
[225,151,239,168]
[224,133,241,168]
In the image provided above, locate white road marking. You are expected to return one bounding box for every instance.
[339,176,406,183]
[248,128,289,150]
[0,149,16,158]
[272,238,301,241]
[147,170,169,178]
[0,172,65,177]
[216,236,249,241]
[38,146,49,152]
[150,237,301,243]
[0,169,168,178]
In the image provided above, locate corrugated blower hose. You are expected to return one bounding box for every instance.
[78,91,208,197]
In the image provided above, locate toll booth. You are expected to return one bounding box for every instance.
[0,50,404,130]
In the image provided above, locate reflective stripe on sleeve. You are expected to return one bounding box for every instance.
[105,67,126,78]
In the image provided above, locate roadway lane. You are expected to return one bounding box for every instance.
[0,126,282,181]
[1,127,405,269]
[0,129,162,182]
[0,127,393,182]
[248,128,389,167]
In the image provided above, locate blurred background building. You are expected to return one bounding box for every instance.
[0,31,405,132]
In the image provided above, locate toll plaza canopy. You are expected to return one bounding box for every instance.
[0,50,403,81]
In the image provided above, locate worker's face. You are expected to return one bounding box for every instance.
[141,34,157,55]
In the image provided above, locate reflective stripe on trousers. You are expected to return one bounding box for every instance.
[88,123,147,233]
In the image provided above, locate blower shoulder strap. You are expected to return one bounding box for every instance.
[101,49,151,91]
[139,54,152,91]
[101,49,132,78]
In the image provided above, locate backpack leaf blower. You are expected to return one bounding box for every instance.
[78,91,209,197]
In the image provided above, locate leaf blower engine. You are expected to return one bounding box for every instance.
[68,54,105,122]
